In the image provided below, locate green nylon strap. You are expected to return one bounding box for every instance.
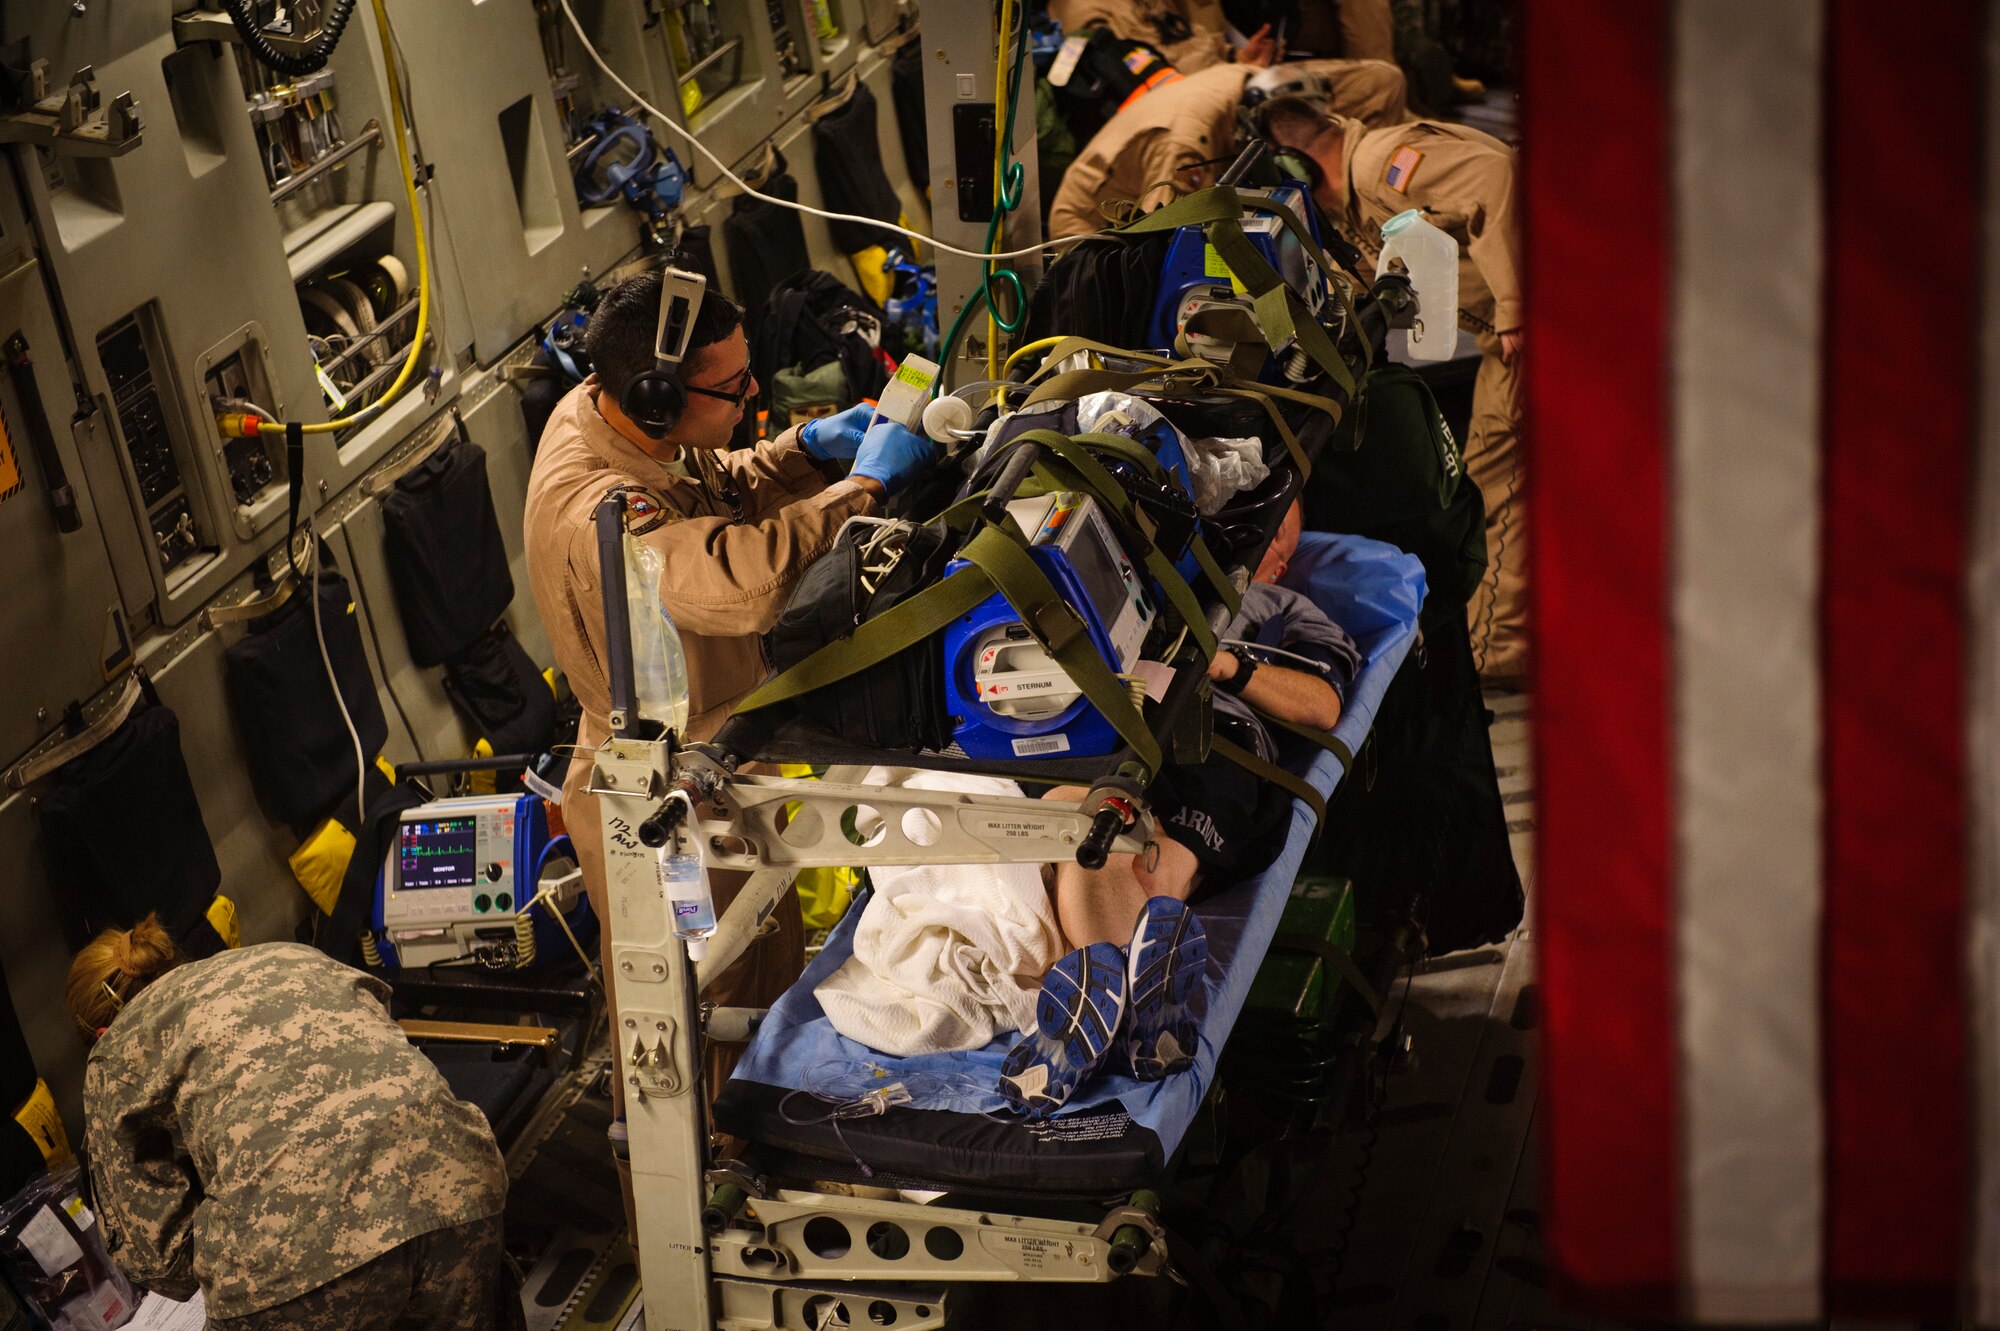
[1024,358,1222,410]
[1252,705,1355,769]
[1062,430,1241,616]
[734,520,1164,776]
[1206,217,1357,398]
[1012,430,1219,658]
[1110,186,1242,233]
[956,526,1163,774]
[731,533,1005,713]
[1204,384,1314,481]
[1209,734,1326,839]
[1110,183,1366,400]
[1025,337,1174,378]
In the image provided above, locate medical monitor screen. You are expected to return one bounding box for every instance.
[398,816,478,889]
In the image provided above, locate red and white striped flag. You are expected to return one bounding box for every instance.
[1528,0,1995,1320]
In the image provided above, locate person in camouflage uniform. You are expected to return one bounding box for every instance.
[68,918,518,1330]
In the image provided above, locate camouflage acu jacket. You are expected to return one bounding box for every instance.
[83,943,505,1318]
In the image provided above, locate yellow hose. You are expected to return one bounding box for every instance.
[254,0,432,438]
[987,0,1016,382]
[1003,335,1065,376]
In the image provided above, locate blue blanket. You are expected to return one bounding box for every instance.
[720,534,1426,1172]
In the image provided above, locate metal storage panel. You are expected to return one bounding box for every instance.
[384,0,641,365]
[0,250,131,767]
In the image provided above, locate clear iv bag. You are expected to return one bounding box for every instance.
[621,534,691,737]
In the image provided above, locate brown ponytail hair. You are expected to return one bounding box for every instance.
[66,914,184,1039]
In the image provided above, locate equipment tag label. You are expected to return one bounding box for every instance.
[1012,733,1071,756]
[1049,35,1087,87]
[19,1205,81,1277]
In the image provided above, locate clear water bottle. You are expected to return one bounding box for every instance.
[660,848,717,960]
[1376,208,1460,363]
[622,535,691,737]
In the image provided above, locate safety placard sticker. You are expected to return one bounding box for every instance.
[0,395,21,506]
[1201,243,1248,296]
[12,1079,72,1170]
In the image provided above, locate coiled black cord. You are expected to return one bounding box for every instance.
[223,0,360,76]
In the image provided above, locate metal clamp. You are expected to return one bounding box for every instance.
[0,62,141,157]
[620,1008,683,1098]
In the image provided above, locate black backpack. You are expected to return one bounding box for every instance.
[1020,230,1175,351]
[751,270,890,429]
[1304,363,1487,607]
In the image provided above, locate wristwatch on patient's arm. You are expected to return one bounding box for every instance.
[1216,649,1258,694]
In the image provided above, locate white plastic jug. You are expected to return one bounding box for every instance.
[1376,209,1459,363]
[622,534,691,738]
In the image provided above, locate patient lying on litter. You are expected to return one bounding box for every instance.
[999,502,1360,1112]
[812,504,1362,1113]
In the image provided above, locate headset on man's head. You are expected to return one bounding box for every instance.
[620,267,708,439]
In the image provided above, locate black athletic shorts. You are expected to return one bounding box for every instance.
[1150,721,1296,887]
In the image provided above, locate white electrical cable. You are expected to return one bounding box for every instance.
[556,0,1085,264]
[1220,637,1335,675]
[307,529,369,828]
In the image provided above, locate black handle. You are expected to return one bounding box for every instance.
[980,439,1043,527]
[394,753,538,778]
[594,493,639,737]
[3,334,80,533]
[1219,139,1268,187]
[1076,807,1125,870]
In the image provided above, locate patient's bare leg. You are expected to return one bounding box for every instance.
[1042,786,1202,950]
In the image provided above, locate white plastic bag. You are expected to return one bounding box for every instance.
[622,535,691,738]
[1181,435,1270,514]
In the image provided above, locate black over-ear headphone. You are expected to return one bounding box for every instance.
[619,267,708,438]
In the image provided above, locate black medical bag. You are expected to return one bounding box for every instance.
[34,682,229,958]
[222,564,391,830]
[761,519,958,752]
[380,435,515,667]
[442,623,558,758]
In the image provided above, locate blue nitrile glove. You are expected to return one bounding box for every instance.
[850,420,938,496]
[798,402,877,461]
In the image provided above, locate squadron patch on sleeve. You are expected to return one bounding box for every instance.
[604,483,676,536]
[1384,144,1424,194]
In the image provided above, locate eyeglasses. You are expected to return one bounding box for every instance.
[685,361,754,407]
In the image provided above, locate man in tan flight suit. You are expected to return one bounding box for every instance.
[1048,0,1252,73]
[523,270,937,1223]
[1263,98,1524,679]
[1046,57,1408,239]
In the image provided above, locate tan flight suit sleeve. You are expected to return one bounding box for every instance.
[1305,57,1409,129]
[714,427,840,520]
[1048,0,1125,37]
[564,438,876,640]
[1337,0,1396,62]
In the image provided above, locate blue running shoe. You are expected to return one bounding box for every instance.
[1125,896,1210,1081]
[999,943,1127,1114]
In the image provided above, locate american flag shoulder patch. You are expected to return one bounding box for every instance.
[1383,144,1423,194]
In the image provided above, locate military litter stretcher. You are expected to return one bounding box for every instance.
[589,169,1427,1328]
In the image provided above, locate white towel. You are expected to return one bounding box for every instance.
[815,769,1066,1056]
